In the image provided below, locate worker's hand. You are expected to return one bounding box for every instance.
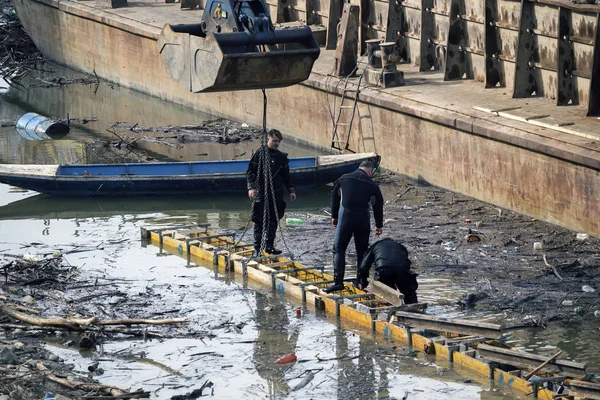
[248,189,257,200]
[375,227,383,236]
[332,218,338,227]
[290,192,297,201]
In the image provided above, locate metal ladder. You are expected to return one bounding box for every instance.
[331,76,362,152]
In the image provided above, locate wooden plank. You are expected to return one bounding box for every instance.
[568,391,600,400]
[365,278,404,306]
[524,350,563,380]
[498,110,600,140]
[477,344,587,378]
[473,105,522,113]
[569,379,600,399]
[257,264,276,272]
[570,380,600,391]
[393,311,503,338]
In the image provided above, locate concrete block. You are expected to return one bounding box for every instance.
[455,117,474,133]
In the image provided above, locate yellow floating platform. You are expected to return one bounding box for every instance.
[141,224,595,400]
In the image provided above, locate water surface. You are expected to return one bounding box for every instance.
[0,62,596,397]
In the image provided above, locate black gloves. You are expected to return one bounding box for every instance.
[356,270,369,290]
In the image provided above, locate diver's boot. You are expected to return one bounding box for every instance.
[324,257,346,293]
[265,238,282,255]
[251,246,261,258]
[323,282,345,293]
[265,247,282,255]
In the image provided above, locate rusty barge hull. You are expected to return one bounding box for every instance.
[11,0,600,236]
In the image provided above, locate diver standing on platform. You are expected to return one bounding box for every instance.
[325,160,384,293]
[246,129,296,258]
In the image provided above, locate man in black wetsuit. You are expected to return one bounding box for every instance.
[356,238,419,304]
[324,160,384,293]
[246,130,296,258]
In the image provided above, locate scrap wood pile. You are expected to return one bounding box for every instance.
[0,249,198,399]
[1,1,99,91]
[81,118,261,164]
[29,73,101,88]
[0,0,44,88]
[111,118,264,145]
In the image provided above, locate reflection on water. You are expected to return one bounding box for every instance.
[419,277,600,371]
[0,203,510,399]
[0,179,514,399]
[0,182,595,396]
[0,184,333,223]
[2,186,600,373]
[0,136,86,164]
[505,324,600,371]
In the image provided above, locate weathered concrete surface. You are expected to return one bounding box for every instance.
[11,0,600,236]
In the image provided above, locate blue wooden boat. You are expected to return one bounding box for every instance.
[0,153,378,197]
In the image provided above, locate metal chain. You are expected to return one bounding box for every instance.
[259,90,294,259]
[225,91,267,253]
[258,108,271,255]
[225,89,293,259]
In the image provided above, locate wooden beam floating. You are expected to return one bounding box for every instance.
[365,278,404,306]
[569,380,600,399]
[477,344,587,378]
[393,311,504,339]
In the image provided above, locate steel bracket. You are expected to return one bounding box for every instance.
[588,14,600,116]
[484,0,505,87]
[420,0,440,71]
[514,0,543,97]
[444,0,474,81]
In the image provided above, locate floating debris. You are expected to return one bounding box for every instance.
[16,112,70,140]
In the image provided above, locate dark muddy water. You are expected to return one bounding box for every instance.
[0,63,596,398]
[0,184,510,399]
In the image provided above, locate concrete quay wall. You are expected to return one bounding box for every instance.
[12,0,599,236]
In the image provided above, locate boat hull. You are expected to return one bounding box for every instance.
[0,155,375,196]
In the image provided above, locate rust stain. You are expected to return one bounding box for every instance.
[502,9,509,24]
[576,49,593,77]
[575,19,594,38]
[538,45,557,67]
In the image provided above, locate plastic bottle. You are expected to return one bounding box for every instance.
[286,217,304,226]
[275,352,297,364]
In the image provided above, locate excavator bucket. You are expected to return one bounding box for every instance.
[158,21,320,93]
